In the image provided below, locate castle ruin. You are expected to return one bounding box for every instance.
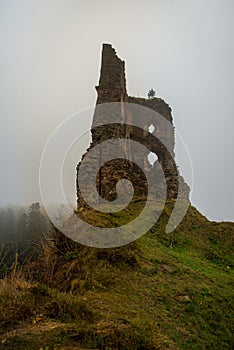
[76,44,189,213]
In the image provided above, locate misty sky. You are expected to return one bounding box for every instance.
[0,0,234,221]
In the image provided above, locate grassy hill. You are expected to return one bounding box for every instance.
[0,202,233,349]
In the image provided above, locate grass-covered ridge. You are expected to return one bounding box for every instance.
[0,202,233,349]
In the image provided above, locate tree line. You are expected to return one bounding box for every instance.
[0,202,51,277]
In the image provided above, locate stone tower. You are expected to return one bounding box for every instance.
[76,44,189,211]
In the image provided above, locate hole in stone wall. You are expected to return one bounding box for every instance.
[148,152,158,166]
[148,124,155,133]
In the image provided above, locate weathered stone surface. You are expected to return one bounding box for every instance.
[76,43,189,210]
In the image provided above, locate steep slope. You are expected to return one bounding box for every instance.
[0,203,233,350]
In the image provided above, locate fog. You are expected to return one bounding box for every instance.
[0,0,234,221]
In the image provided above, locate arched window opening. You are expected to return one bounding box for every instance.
[148,124,155,133]
[148,152,158,166]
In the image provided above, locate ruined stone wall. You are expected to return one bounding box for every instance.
[94,43,127,105]
[91,44,128,146]
[76,44,189,210]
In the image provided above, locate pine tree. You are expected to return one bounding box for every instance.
[147,88,156,99]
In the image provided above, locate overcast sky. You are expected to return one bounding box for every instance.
[0,0,234,221]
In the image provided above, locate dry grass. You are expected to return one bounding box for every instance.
[0,276,35,331]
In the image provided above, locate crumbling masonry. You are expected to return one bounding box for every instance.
[76,44,189,211]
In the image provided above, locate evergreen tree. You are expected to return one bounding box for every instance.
[147,88,156,99]
[3,208,16,240]
[26,202,49,260]
[17,210,28,240]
